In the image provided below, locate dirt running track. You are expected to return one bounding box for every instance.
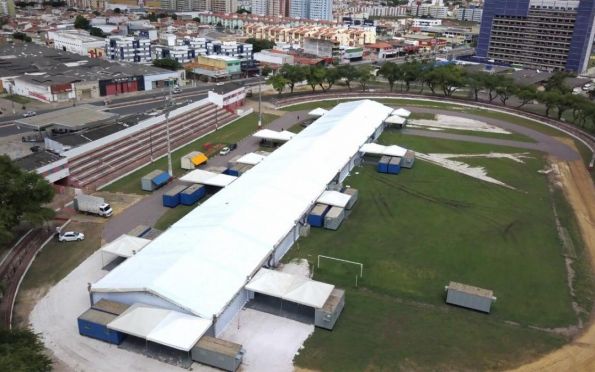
[513,158,595,372]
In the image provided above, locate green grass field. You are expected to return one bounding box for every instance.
[286,134,591,369]
[154,204,196,231]
[102,113,278,194]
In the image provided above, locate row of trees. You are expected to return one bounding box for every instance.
[73,15,105,38]
[267,61,595,132]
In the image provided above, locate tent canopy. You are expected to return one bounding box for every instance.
[245,268,334,308]
[180,169,237,187]
[253,129,295,142]
[236,152,268,166]
[360,143,408,157]
[316,190,351,208]
[107,304,212,351]
[385,115,406,125]
[392,108,411,118]
[100,234,151,259]
[191,152,208,166]
[308,108,329,117]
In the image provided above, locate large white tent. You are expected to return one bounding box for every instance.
[92,100,392,334]
[385,115,407,125]
[308,107,329,117]
[245,269,334,309]
[236,152,268,166]
[100,235,151,259]
[107,304,212,351]
[392,108,411,118]
[253,129,295,142]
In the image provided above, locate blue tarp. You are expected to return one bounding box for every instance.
[152,172,170,187]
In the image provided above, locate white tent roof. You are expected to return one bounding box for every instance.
[107,304,211,351]
[253,129,295,142]
[100,235,151,258]
[316,190,351,208]
[179,169,237,187]
[245,269,334,308]
[308,107,329,117]
[360,143,408,157]
[92,100,392,320]
[385,115,406,125]
[392,108,411,118]
[236,152,268,166]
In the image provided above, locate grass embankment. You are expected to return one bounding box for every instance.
[154,204,195,231]
[287,135,591,370]
[102,113,278,194]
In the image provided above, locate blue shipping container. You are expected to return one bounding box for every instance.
[77,309,125,345]
[387,157,401,174]
[152,171,170,188]
[180,184,206,206]
[308,204,330,227]
[162,185,188,208]
[225,168,240,177]
[377,156,391,173]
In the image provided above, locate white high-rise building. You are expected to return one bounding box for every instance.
[289,0,331,20]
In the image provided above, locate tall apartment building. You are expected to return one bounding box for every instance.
[105,36,152,63]
[160,0,235,11]
[290,0,332,20]
[409,4,448,18]
[0,0,15,17]
[477,0,595,73]
[456,7,484,23]
[251,0,288,16]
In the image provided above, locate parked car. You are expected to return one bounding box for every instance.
[173,86,182,94]
[30,145,41,152]
[22,111,37,118]
[58,231,85,242]
[219,146,231,156]
[229,143,238,151]
[216,82,225,86]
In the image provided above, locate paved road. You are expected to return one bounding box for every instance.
[101,109,309,242]
[405,107,581,161]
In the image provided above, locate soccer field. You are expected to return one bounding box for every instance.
[285,133,592,370]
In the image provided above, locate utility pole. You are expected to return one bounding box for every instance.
[164,81,174,176]
[257,73,262,128]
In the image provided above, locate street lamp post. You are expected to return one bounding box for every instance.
[257,73,262,128]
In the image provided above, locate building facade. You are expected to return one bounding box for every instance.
[105,36,152,63]
[456,7,484,23]
[477,0,595,73]
[290,0,332,21]
[48,30,106,57]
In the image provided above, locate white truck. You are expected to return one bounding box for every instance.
[74,194,113,217]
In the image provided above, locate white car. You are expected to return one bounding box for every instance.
[58,231,85,242]
[22,111,37,118]
[219,146,231,156]
[216,82,225,86]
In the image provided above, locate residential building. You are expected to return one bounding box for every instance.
[303,38,340,58]
[0,0,15,17]
[456,7,484,23]
[412,18,442,27]
[477,0,595,73]
[47,30,106,58]
[65,0,106,9]
[210,0,237,13]
[154,36,253,64]
[188,55,242,80]
[105,36,152,64]
[244,24,376,47]
[290,0,333,21]
[345,5,407,18]
[409,4,448,18]
[251,0,287,16]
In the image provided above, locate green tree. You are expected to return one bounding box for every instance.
[544,71,573,95]
[261,65,272,77]
[12,32,32,42]
[89,27,105,38]
[0,328,52,371]
[538,91,560,117]
[192,17,200,23]
[306,65,326,92]
[268,74,288,96]
[245,38,275,53]
[483,74,501,102]
[74,15,90,30]
[148,12,158,22]
[113,7,121,13]
[378,62,402,92]
[400,61,422,92]
[279,64,306,93]
[0,156,54,244]
[496,78,517,105]
[152,58,182,71]
[515,85,537,108]
[337,64,358,91]
[356,65,375,92]
[323,67,341,91]
[463,71,485,101]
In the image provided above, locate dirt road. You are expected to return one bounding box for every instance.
[513,158,595,372]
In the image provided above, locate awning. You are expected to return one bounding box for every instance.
[191,152,208,166]
[236,152,268,166]
[180,169,237,187]
[107,304,212,351]
[360,143,408,157]
[392,108,411,118]
[101,234,151,259]
[317,190,351,208]
[385,115,406,125]
[152,171,170,187]
[253,129,295,142]
[245,268,334,309]
[308,108,329,117]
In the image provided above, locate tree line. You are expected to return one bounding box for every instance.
[267,61,595,133]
